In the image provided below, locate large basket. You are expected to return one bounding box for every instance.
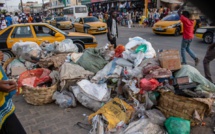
[2,57,15,72]
[22,82,58,105]
[157,91,213,126]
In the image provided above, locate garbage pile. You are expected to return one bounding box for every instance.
[5,37,215,134]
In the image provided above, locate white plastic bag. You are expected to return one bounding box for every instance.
[71,86,103,111]
[12,41,42,62]
[134,52,145,67]
[77,79,111,102]
[52,90,76,108]
[55,39,78,53]
[116,58,133,67]
[145,109,166,126]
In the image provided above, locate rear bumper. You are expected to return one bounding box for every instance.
[152,27,176,35]
[85,42,98,48]
[195,33,204,39]
[88,29,107,34]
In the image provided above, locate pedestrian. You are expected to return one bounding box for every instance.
[107,10,118,49]
[148,9,153,27]
[0,15,7,30]
[153,9,160,22]
[27,14,33,23]
[0,51,26,134]
[34,13,42,23]
[177,2,199,66]
[127,11,133,28]
[159,6,164,14]
[203,42,215,83]
[13,12,19,24]
[5,13,13,27]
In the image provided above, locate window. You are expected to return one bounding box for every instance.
[75,7,87,13]
[0,27,13,39]
[63,8,74,15]
[33,25,56,37]
[11,26,33,38]
[162,14,180,21]
[75,18,80,23]
[55,17,67,22]
[83,17,99,23]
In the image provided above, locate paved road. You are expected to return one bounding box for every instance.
[14,26,215,134]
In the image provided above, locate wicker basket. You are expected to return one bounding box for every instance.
[157,91,213,126]
[22,83,58,105]
[2,57,15,72]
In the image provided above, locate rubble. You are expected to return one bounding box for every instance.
[5,38,215,133]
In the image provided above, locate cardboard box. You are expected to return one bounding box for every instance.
[159,50,181,71]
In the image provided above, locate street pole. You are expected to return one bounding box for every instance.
[144,0,148,17]
[20,0,24,13]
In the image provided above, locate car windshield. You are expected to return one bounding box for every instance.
[48,24,68,35]
[162,14,180,21]
[56,17,67,21]
[84,17,99,23]
[45,17,52,20]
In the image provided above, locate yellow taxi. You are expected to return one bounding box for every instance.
[195,26,215,44]
[0,23,97,60]
[73,16,107,34]
[50,17,73,30]
[42,17,53,24]
[152,14,200,36]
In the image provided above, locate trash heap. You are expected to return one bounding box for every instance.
[4,37,215,134]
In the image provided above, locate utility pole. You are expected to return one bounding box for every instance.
[20,0,24,13]
[144,0,148,17]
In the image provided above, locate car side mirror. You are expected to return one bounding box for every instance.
[55,32,61,37]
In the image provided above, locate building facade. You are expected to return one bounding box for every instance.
[49,0,82,14]
[0,0,5,8]
[19,1,42,14]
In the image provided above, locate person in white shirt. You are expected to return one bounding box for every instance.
[0,15,7,30]
[127,11,133,28]
[13,12,19,24]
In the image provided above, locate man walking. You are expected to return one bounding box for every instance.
[5,13,13,27]
[127,11,132,28]
[107,10,118,49]
[177,2,199,66]
[203,41,215,83]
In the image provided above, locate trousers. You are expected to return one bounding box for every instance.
[181,38,197,64]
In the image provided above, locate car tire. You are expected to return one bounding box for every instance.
[174,27,181,36]
[203,32,213,44]
[74,42,84,52]
[2,50,15,62]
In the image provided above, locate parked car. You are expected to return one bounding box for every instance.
[0,23,97,61]
[73,16,107,34]
[195,26,215,44]
[152,14,201,36]
[42,17,53,24]
[50,17,73,30]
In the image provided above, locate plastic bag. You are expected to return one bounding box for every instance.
[88,98,135,130]
[115,45,125,57]
[71,86,103,111]
[77,79,110,102]
[116,58,133,67]
[139,78,159,92]
[55,39,78,53]
[52,90,76,108]
[6,59,26,75]
[18,68,51,90]
[121,118,166,134]
[40,41,55,52]
[135,44,147,53]
[12,41,42,63]
[175,65,215,92]
[145,109,166,126]
[134,52,145,67]
[165,117,190,134]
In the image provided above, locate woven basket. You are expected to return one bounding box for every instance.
[22,82,58,105]
[157,91,213,126]
[2,57,15,72]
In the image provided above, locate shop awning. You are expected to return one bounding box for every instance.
[161,0,182,4]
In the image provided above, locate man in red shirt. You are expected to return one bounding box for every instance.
[177,2,199,66]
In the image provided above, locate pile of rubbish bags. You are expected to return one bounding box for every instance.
[6,37,215,134]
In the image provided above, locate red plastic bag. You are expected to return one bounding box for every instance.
[115,45,125,57]
[18,68,51,94]
[139,78,159,93]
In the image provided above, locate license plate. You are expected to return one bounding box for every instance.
[156,27,163,31]
[98,28,105,31]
